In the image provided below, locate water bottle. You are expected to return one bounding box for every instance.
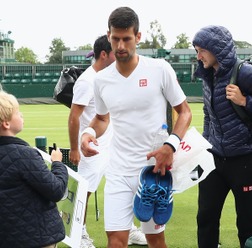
[152,123,169,151]
[148,124,169,165]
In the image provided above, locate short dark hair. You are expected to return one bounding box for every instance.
[93,35,112,60]
[108,7,139,35]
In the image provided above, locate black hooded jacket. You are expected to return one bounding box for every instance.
[193,25,252,157]
[0,136,68,247]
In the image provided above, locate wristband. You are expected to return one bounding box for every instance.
[164,133,181,152]
[81,127,96,138]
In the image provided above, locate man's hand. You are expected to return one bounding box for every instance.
[69,149,80,165]
[226,84,246,106]
[80,133,99,157]
[146,145,174,175]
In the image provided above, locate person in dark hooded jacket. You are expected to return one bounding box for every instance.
[0,90,68,248]
[193,25,252,248]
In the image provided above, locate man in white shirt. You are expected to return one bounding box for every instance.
[68,34,146,248]
[80,7,192,248]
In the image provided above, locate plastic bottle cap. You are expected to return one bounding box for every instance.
[162,123,168,129]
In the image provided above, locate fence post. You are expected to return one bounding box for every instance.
[35,136,47,152]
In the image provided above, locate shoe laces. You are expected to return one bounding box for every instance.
[81,233,94,243]
[129,228,145,240]
[130,227,142,235]
[141,183,160,206]
[155,185,173,210]
[129,228,147,245]
[80,239,95,248]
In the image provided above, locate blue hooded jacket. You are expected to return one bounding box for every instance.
[193,25,252,157]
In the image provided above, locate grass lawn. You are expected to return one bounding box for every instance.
[17,102,240,248]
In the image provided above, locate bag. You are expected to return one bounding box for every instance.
[229,58,252,130]
[53,66,84,108]
[170,127,215,193]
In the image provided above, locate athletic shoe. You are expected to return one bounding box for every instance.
[133,165,160,222]
[80,233,95,248]
[128,226,147,245]
[153,170,173,225]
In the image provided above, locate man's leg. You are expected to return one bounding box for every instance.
[197,161,229,248]
[79,150,107,248]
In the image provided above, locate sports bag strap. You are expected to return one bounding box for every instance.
[229,59,244,85]
[229,59,252,131]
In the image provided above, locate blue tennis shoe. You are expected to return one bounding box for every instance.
[153,170,173,225]
[133,166,160,222]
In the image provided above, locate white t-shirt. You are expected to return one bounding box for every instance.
[94,55,186,176]
[72,65,112,149]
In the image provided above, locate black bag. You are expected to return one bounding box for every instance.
[229,58,252,130]
[53,66,84,108]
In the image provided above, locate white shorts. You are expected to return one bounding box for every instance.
[104,172,166,234]
[78,149,108,192]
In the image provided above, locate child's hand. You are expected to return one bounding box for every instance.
[51,148,62,162]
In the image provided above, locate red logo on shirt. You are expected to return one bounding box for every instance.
[243,186,252,192]
[139,79,147,87]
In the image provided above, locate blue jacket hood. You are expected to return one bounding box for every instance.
[193,25,237,79]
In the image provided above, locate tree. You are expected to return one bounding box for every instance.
[234,40,252,48]
[15,47,38,64]
[173,33,191,49]
[46,38,70,64]
[138,39,152,49]
[77,44,92,50]
[138,20,166,49]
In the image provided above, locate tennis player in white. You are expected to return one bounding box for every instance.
[68,35,114,248]
[69,34,146,248]
[81,7,192,248]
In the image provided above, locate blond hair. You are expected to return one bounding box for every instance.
[0,91,19,125]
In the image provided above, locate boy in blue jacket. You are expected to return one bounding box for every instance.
[0,90,68,248]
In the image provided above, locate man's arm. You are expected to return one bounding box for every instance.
[149,100,192,175]
[68,104,85,165]
[172,100,192,139]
